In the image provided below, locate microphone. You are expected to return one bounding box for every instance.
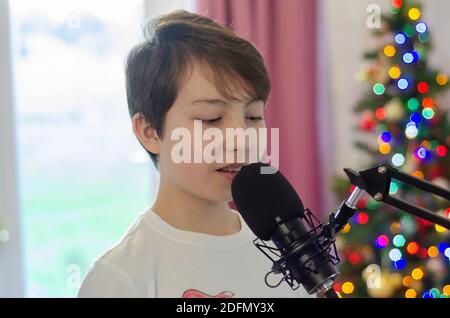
[231,162,340,297]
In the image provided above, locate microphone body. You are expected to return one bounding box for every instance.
[270,217,340,295]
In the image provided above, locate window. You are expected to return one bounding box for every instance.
[9,0,158,297]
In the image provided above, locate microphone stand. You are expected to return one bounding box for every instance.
[256,163,450,299]
[327,163,450,232]
[319,163,450,298]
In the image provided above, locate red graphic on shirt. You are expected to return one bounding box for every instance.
[182,289,234,298]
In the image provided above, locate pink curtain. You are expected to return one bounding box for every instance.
[197,0,323,216]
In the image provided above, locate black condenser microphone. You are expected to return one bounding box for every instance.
[231,162,340,297]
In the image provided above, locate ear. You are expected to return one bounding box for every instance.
[132,112,161,155]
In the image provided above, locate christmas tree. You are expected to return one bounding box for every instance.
[332,0,450,298]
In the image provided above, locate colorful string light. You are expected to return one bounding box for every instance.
[405,289,417,298]
[403,52,414,64]
[418,32,429,43]
[417,82,429,94]
[384,45,396,57]
[435,224,447,233]
[436,145,447,157]
[411,267,424,280]
[389,66,401,79]
[398,78,409,89]
[445,248,450,259]
[407,98,419,111]
[436,73,448,85]
[394,258,406,270]
[392,153,405,167]
[422,108,434,120]
[389,248,402,261]
[430,288,441,298]
[405,122,418,139]
[422,97,434,108]
[341,223,351,234]
[389,181,399,195]
[391,0,403,9]
[375,107,386,120]
[415,147,429,160]
[427,246,439,258]
[403,276,412,287]
[443,285,450,296]
[438,242,450,254]
[393,234,406,247]
[379,143,391,154]
[407,242,420,255]
[416,22,427,33]
[408,7,421,21]
[380,131,392,143]
[348,252,362,265]
[405,24,416,37]
[375,235,389,248]
[373,83,385,95]
[412,170,424,179]
[395,33,406,44]
[342,282,355,294]
[410,112,421,123]
[356,212,369,225]
[390,222,402,234]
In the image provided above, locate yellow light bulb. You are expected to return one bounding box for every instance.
[412,171,424,179]
[421,140,430,149]
[411,268,424,280]
[389,66,401,79]
[402,276,412,287]
[408,8,421,21]
[341,223,351,234]
[443,285,450,296]
[405,289,417,298]
[435,224,447,233]
[428,246,439,258]
[384,45,396,57]
[436,73,448,86]
[342,282,355,294]
[390,222,401,234]
[379,143,391,155]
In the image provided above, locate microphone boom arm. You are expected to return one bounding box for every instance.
[333,164,450,231]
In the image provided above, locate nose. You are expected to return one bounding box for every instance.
[223,114,251,162]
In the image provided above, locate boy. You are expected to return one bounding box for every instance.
[78,10,310,298]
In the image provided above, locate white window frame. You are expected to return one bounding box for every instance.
[0,0,25,298]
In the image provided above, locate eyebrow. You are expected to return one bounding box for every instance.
[190,97,262,107]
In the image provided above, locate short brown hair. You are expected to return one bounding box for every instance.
[125,10,270,167]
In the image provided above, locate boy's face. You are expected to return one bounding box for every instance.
[157,62,266,203]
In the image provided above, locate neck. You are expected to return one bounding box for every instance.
[151,176,241,236]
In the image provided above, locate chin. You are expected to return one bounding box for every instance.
[202,189,233,203]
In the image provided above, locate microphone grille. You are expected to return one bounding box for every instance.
[231,162,305,240]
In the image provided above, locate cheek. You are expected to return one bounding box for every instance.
[158,132,210,181]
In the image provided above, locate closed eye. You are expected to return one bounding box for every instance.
[247,116,263,121]
[198,117,221,124]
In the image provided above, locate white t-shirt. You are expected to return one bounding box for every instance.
[78,208,311,298]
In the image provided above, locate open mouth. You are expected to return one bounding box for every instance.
[215,163,245,173]
[215,163,245,180]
